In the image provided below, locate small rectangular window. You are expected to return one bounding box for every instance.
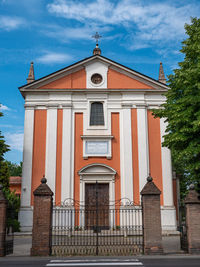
[90,102,104,125]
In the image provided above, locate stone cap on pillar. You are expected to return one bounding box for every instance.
[0,184,7,202]
[185,184,200,204]
[33,177,54,196]
[140,175,161,195]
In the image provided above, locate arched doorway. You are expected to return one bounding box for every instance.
[78,164,116,230]
[78,163,116,204]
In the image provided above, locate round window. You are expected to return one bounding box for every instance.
[91,73,103,84]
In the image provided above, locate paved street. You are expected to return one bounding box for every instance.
[1,235,198,266]
[46,259,143,266]
[0,256,200,267]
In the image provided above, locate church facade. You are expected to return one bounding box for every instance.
[19,46,176,232]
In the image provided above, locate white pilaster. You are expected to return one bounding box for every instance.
[120,105,133,202]
[20,105,34,207]
[45,107,57,195]
[137,105,149,193]
[71,111,75,200]
[160,118,173,206]
[61,105,72,201]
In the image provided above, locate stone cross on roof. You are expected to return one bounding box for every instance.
[92,32,102,55]
[92,32,102,45]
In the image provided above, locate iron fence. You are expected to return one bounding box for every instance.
[5,226,14,255]
[52,199,143,256]
[179,204,188,252]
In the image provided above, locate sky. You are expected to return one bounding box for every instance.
[0,0,200,164]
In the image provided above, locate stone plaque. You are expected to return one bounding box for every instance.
[86,141,108,155]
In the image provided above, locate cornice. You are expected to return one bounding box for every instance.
[81,135,114,140]
[20,88,167,94]
[135,103,148,109]
[121,103,133,108]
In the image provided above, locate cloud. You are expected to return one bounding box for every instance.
[47,0,115,23]
[0,124,13,128]
[43,25,92,41]
[36,52,73,64]
[42,22,113,43]
[0,16,25,31]
[0,104,11,111]
[47,0,200,49]
[5,132,24,152]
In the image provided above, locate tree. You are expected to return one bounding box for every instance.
[0,160,10,190]
[0,111,9,162]
[153,18,200,198]
[0,110,10,189]
[6,161,22,177]
[0,110,20,231]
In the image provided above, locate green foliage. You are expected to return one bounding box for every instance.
[3,188,20,213]
[6,161,22,177]
[0,111,10,191]
[0,160,10,190]
[153,18,200,196]
[0,112,10,162]
[3,188,21,231]
[6,218,20,232]
[0,110,20,231]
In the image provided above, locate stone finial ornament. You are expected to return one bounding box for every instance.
[189,184,195,190]
[147,175,153,182]
[185,183,200,204]
[41,176,47,184]
[158,62,166,84]
[93,44,101,55]
[33,176,53,196]
[141,175,161,195]
[27,61,35,84]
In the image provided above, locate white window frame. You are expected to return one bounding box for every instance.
[81,135,113,159]
[87,99,108,130]
[89,73,105,87]
[89,101,105,126]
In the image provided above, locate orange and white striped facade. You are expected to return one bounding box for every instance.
[19,54,176,232]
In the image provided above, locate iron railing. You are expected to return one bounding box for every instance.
[52,199,143,256]
[5,226,14,255]
[179,204,188,252]
[5,206,15,255]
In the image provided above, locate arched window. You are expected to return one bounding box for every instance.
[90,102,104,126]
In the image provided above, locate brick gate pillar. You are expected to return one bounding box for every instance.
[185,185,200,254]
[0,185,7,257]
[141,176,163,254]
[31,177,53,256]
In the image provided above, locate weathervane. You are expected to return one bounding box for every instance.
[92,32,102,45]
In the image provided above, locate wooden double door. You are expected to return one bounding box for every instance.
[85,183,109,230]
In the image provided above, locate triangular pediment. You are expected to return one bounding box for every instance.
[39,68,86,89]
[19,55,168,92]
[107,68,153,89]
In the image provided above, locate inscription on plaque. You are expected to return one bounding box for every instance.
[86,141,108,155]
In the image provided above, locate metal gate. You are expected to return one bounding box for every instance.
[5,206,14,255]
[52,185,143,256]
[5,226,14,255]
[179,204,188,252]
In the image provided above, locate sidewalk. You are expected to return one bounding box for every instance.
[9,233,32,257]
[9,233,184,257]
